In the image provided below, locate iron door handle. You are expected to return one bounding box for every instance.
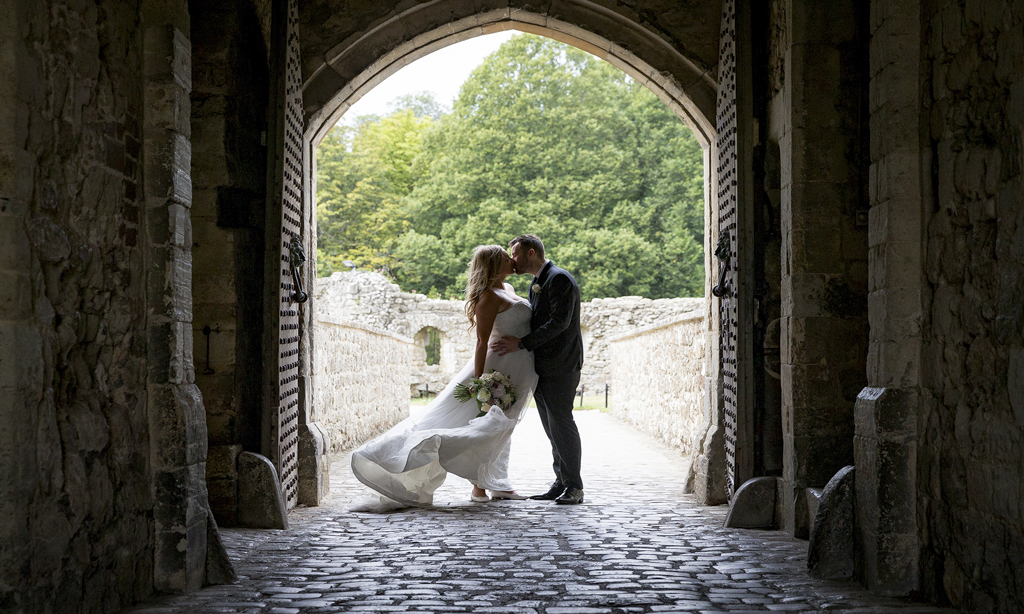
[289,236,309,303]
[712,232,731,298]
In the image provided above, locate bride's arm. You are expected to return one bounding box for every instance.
[473,291,501,377]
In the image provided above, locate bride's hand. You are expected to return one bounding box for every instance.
[490,335,521,356]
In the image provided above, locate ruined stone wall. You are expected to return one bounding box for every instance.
[918,1,1024,609]
[0,0,156,609]
[314,317,413,453]
[581,296,704,394]
[609,316,706,459]
[315,271,703,395]
[315,271,472,395]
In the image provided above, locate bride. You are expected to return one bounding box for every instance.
[350,245,538,507]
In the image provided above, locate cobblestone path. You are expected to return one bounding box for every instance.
[131,409,952,614]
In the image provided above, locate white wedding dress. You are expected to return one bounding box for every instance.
[350,299,538,507]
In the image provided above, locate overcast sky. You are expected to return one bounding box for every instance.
[338,31,518,126]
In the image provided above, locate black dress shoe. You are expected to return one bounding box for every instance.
[554,487,584,505]
[529,483,565,500]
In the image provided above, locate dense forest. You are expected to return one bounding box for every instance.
[316,34,705,300]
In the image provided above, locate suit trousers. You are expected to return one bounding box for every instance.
[533,370,583,490]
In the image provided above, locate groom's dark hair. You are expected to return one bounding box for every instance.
[510,234,545,259]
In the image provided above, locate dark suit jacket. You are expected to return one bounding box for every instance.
[522,261,584,377]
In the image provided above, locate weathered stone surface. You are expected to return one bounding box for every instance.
[315,318,413,453]
[203,508,236,585]
[610,316,705,460]
[855,387,917,596]
[725,476,779,529]
[297,422,330,506]
[316,271,703,397]
[808,465,855,579]
[237,452,288,530]
[206,445,241,525]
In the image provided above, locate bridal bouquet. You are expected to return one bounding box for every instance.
[454,370,518,417]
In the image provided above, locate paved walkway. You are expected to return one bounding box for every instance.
[130,409,952,613]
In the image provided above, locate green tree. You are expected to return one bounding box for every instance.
[317,35,706,299]
[316,107,433,275]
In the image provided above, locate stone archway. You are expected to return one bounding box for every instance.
[296,1,732,504]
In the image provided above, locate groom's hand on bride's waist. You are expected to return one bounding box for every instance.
[491,335,521,356]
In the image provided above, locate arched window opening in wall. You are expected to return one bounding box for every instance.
[421,327,441,367]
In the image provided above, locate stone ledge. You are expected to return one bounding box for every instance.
[316,315,414,344]
[607,313,705,343]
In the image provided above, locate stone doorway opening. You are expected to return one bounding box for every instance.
[304,15,726,510]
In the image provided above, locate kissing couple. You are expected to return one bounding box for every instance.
[350,234,586,508]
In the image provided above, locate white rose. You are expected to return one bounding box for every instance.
[477,388,491,402]
[501,393,513,405]
[531,283,542,294]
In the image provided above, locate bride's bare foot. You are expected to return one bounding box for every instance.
[471,485,489,502]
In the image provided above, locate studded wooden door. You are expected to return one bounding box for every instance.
[716,0,740,499]
[715,0,756,501]
[269,0,304,510]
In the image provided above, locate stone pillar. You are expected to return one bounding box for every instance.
[143,22,229,592]
[778,0,870,537]
[857,0,924,596]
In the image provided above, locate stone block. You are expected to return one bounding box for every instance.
[781,272,826,318]
[854,386,918,596]
[206,444,242,480]
[146,80,192,138]
[298,422,330,506]
[146,201,192,249]
[807,465,855,579]
[144,25,192,91]
[237,452,288,529]
[149,383,207,469]
[725,476,779,529]
[142,132,192,203]
[205,507,236,585]
[147,321,192,385]
[789,228,843,275]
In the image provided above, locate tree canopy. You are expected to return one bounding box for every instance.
[316,34,705,300]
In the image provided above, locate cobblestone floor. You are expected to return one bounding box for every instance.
[130,409,952,613]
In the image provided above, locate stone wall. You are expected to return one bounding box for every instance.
[189,0,268,453]
[609,316,706,459]
[315,271,472,396]
[582,296,703,394]
[315,271,704,395]
[916,1,1024,610]
[1,0,158,609]
[314,317,413,453]
[776,0,871,538]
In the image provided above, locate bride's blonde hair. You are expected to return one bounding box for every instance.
[465,245,507,328]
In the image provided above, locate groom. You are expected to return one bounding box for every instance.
[492,234,585,505]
